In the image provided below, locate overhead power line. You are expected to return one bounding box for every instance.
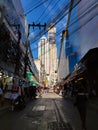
[30,0,96,45]
[25,0,49,15]
[23,0,41,12]
[30,1,71,44]
[35,0,53,23]
[31,25,65,51]
[31,0,97,58]
[39,0,61,22]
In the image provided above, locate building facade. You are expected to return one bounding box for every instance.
[58,32,69,82]
[0,0,38,83]
[38,35,48,85]
[58,0,98,95]
[48,27,58,86]
[36,27,58,87]
[58,0,98,77]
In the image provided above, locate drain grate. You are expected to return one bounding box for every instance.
[47,121,73,130]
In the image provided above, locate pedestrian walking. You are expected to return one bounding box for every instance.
[74,79,88,130]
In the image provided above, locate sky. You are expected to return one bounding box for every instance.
[20,0,70,59]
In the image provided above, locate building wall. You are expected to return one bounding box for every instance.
[62,0,98,95]
[58,38,68,81]
[37,27,58,86]
[1,0,27,43]
[45,41,50,75]
[38,36,47,84]
[0,0,27,76]
[48,27,58,85]
[68,0,98,61]
[49,44,58,85]
[0,0,38,79]
[38,35,47,71]
[64,0,98,75]
[34,59,40,81]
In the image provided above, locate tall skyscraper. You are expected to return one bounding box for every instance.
[36,26,58,86]
[48,26,58,86]
[38,35,47,84]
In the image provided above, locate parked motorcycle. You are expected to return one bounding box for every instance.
[13,95,26,110]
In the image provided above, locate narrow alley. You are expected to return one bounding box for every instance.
[0,0,98,130]
[0,92,98,130]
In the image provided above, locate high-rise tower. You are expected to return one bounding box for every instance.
[36,26,58,86]
[48,26,58,86]
[38,35,47,84]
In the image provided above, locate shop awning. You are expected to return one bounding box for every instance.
[80,48,98,66]
[63,48,98,83]
[27,72,37,86]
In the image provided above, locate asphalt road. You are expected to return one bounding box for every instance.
[0,93,98,130]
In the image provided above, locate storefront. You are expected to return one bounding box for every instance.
[27,72,38,86]
[0,68,13,91]
[64,48,98,96]
[80,48,98,96]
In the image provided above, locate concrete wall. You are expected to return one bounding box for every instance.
[64,0,98,95]
[67,0,98,70]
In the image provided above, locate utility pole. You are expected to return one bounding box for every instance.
[29,22,46,30]
[24,22,47,78]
